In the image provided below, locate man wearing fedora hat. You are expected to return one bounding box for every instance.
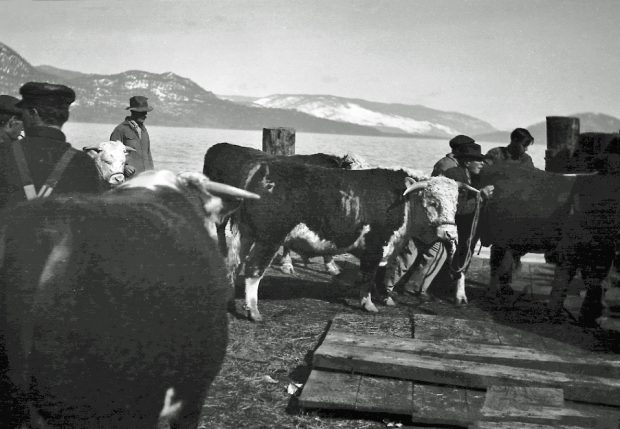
[0,94,23,146]
[110,96,155,176]
[0,82,103,210]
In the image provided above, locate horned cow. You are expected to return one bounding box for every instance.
[225,159,460,321]
[0,170,258,428]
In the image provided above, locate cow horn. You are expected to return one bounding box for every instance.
[458,182,480,193]
[82,146,102,152]
[124,146,136,152]
[204,181,260,200]
[403,182,427,196]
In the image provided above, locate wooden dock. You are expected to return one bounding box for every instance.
[299,313,620,428]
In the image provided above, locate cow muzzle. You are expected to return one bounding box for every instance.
[436,223,458,244]
[108,172,126,186]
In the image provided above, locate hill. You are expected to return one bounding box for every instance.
[0,42,384,136]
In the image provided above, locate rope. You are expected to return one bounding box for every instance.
[451,193,483,275]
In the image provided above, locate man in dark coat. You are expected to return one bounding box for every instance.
[431,134,478,176]
[0,82,103,210]
[485,127,535,167]
[110,96,155,176]
[0,95,23,146]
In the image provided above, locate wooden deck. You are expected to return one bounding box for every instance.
[299,313,620,428]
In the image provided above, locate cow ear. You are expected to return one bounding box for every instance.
[82,147,101,160]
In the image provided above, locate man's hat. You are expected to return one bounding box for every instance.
[126,96,153,112]
[454,143,486,161]
[15,82,76,109]
[449,134,476,150]
[0,95,21,116]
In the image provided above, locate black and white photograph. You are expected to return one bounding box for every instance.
[1,0,620,427]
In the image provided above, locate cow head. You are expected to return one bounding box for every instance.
[120,170,259,239]
[403,176,459,246]
[83,141,135,186]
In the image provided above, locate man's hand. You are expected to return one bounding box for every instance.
[123,164,136,177]
[480,185,495,200]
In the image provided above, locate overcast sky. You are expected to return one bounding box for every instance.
[2,0,619,129]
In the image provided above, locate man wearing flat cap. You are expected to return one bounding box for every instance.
[0,82,102,209]
[0,94,23,146]
[110,96,155,176]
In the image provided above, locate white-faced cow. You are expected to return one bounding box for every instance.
[83,140,135,186]
[0,170,259,428]
[226,159,460,321]
[477,164,620,325]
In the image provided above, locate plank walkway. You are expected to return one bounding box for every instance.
[299,313,620,428]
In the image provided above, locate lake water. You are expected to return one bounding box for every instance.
[63,122,548,175]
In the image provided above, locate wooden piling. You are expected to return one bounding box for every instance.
[262,127,295,156]
[545,116,580,172]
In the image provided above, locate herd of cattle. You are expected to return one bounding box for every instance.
[0,141,618,427]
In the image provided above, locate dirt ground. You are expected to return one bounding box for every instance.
[199,253,620,429]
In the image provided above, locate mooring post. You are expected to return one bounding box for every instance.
[262,127,295,156]
[545,116,580,172]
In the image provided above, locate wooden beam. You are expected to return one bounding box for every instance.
[262,127,295,156]
[312,341,620,406]
[321,330,620,378]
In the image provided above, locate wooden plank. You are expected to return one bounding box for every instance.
[472,422,587,429]
[321,330,620,378]
[480,386,600,427]
[300,371,618,428]
[330,313,413,338]
[312,341,620,406]
[298,370,359,411]
[356,374,413,415]
[413,313,502,344]
[413,313,600,357]
[412,383,484,426]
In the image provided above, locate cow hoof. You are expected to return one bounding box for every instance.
[245,307,263,322]
[361,299,379,313]
[455,296,468,306]
[418,291,431,302]
[384,296,396,307]
[280,264,295,275]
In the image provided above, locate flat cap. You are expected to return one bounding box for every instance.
[449,134,476,150]
[0,95,21,116]
[15,82,76,108]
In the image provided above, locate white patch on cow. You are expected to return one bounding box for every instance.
[339,189,362,221]
[245,276,264,321]
[455,275,467,305]
[159,387,183,421]
[243,163,264,190]
[325,259,341,275]
[120,170,179,191]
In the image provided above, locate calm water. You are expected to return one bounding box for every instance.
[63,122,547,175]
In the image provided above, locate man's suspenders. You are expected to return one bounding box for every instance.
[12,141,76,200]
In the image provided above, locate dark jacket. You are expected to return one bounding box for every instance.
[0,126,102,210]
[110,118,154,174]
[486,146,534,168]
[431,153,460,177]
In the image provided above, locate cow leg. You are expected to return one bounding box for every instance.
[280,246,295,275]
[244,241,281,322]
[488,245,514,298]
[578,252,613,327]
[548,263,577,318]
[324,256,341,276]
